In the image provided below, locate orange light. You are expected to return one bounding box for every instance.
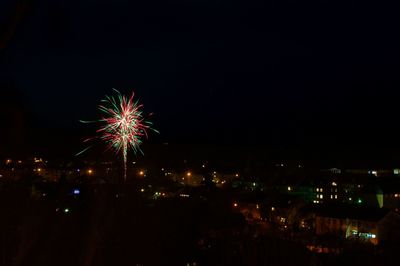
[187,172,192,177]
[87,169,93,175]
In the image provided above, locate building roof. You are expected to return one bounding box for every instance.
[311,204,391,222]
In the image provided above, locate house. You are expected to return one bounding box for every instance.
[314,205,400,245]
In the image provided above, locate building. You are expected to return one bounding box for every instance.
[314,205,400,245]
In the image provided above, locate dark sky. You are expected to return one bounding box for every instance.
[1,0,400,164]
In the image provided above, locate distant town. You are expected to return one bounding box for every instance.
[2,157,400,265]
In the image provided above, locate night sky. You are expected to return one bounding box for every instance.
[1,0,400,165]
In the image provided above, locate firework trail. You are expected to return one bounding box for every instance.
[78,89,158,180]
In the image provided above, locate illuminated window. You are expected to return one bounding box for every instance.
[332,182,337,186]
[320,188,323,192]
[335,195,338,199]
[288,186,291,191]
[330,195,333,199]
[320,194,323,199]
[316,188,320,192]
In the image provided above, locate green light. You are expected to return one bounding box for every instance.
[357,199,362,204]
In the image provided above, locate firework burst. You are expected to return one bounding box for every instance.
[78,89,158,180]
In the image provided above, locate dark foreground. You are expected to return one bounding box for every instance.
[1,183,400,266]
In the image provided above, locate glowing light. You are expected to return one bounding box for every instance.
[233,203,238,207]
[73,189,80,195]
[140,188,145,192]
[78,89,158,180]
[332,182,337,186]
[87,169,93,175]
[288,186,291,191]
[139,170,145,176]
[271,207,275,211]
[187,172,192,177]
[64,208,70,213]
[37,168,42,172]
